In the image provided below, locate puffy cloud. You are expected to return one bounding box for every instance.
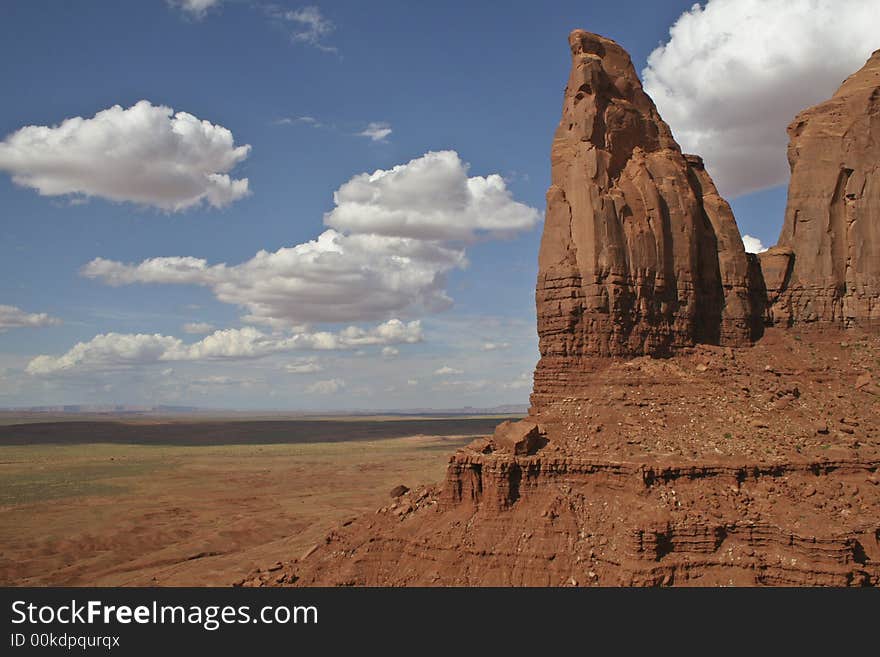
[741,235,767,254]
[325,151,540,240]
[182,322,215,334]
[83,151,539,326]
[26,319,422,375]
[305,378,345,394]
[84,232,464,325]
[381,346,399,358]
[642,0,879,198]
[166,320,421,360]
[0,304,61,330]
[434,365,463,376]
[335,319,422,346]
[357,122,392,142]
[165,326,280,360]
[169,0,221,18]
[85,256,215,286]
[26,333,180,375]
[0,100,250,210]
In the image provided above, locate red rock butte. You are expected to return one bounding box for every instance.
[243,32,880,587]
[762,49,880,327]
[533,29,764,409]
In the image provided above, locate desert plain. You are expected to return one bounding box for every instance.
[0,415,508,586]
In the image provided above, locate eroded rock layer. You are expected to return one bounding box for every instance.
[244,330,880,587]
[768,50,880,326]
[534,30,760,400]
[279,453,878,587]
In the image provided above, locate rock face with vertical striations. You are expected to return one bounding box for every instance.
[766,50,880,327]
[533,30,760,408]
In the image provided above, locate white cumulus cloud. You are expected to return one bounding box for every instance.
[434,365,463,376]
[741,235,767,254]
[0,305,61,330]
[25,319,422,375]
[0,100,250,211]
[83,232,465,326]
[325,150,540,241]
[642,0,879,198]
[26,333,180,375]
[83,150,539,326]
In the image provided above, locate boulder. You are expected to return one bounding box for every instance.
[492,420,546,456]
[389,485,409,498]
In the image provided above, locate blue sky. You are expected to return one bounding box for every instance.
[0,0,876,409]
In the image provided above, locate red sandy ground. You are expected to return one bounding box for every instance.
[0,435,472,586]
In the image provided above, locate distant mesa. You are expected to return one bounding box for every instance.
[2,404,200,414]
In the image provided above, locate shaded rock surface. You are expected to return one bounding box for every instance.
[767,50,880,326]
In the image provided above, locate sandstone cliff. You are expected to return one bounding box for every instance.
[534,30,761,408]
[765,49,880,326]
